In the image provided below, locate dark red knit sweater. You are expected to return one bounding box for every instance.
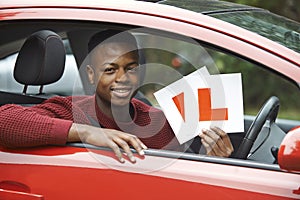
[0,95,180,150]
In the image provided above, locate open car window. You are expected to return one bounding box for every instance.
[0,19,299,170]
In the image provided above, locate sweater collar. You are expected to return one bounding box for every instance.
[94,95,138,129]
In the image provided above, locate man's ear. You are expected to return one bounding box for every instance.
[86,65,95,85]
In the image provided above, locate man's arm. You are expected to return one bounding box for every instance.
[0,104,71,148]
[68,123,147,163]
[0,104,147,163]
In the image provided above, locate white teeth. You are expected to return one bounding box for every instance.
[114,89,129,93]
[111,88,131,98]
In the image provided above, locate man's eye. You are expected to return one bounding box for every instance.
[127,66,139,73]
[104,68,115,74]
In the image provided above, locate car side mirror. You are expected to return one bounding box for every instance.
[278,126,300,173]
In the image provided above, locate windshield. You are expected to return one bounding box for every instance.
[211,11,300,54]
[160,0,300,53]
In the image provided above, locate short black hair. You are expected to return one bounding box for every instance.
[88,29,138,53]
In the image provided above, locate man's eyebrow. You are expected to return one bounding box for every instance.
[102,62,118,67]
[101,61,139,68]
[125,61,139,67]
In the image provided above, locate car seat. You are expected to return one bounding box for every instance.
[14,30,66,96]
[0,30,66,106]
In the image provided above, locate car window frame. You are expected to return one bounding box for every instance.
[0,8,298,172]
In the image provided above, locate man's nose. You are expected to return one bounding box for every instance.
[115,68,128,82]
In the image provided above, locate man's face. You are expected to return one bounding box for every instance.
[87,42,140,108]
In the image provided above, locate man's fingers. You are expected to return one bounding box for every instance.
[129,137,147,156]
[113,133,148,163]
[210,126,226,137]
[201,128,223,150]
[113,137,136,163]
[210,126,234,155]
[201,138,212,155]
[201,138,223,156]
[119,134,147,156]
[108,141,125,163]
[200,128,233,157]
[137,137,148,150]
[200,132,226,156]
[85,128,147,163]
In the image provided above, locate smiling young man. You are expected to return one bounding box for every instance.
[0,30,233,163]
[86,32,141,120]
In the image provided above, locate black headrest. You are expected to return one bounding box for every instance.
[14,30,66,86]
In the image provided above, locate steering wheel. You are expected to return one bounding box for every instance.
[235,96,280,159]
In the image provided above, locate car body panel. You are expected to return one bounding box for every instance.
[0,146,299,199]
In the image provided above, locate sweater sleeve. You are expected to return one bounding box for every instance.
[0,101,73,148]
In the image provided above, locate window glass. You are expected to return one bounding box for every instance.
[134,31,219,107]
[133,30,300,122]
[205,49,300,121]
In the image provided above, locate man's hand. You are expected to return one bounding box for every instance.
[68,123,147,163]
[199,126,233,157]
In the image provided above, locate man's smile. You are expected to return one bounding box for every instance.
[111,87,132,98]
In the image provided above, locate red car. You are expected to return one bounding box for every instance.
[0,0,300,199]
